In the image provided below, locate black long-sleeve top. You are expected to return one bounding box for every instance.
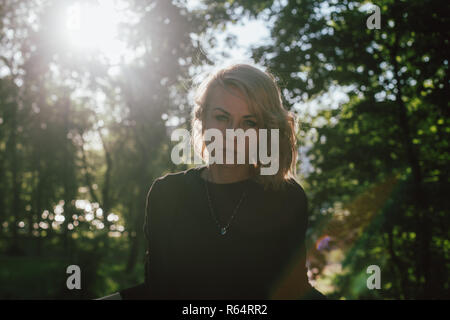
[121,165,326,300]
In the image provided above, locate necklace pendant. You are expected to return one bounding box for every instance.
[220,227,227,235]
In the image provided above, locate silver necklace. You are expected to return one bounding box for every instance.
[203,168,247,236]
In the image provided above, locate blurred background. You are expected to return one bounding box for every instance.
[0,0,448,299]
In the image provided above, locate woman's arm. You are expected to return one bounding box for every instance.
[295,185,327,300]
[271,182,327,300]
[142,177,169,298]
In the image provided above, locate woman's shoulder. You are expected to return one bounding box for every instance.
[146,166,204,207]
[284,177,307,199]
[151,165,204,190]
[282,177,308,211]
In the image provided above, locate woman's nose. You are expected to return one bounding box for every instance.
[225,121,240,147]
[226,120,241,130]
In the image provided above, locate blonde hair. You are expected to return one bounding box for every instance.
[190,63,299,191]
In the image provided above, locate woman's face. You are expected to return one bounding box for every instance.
[203,85,259,166]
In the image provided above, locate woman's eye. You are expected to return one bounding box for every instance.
[215,115,228,121]
[245,120,257,127]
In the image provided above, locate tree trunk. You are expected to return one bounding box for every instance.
[9,100,21,254]
[61,91,74,255]
[391,38,432,298]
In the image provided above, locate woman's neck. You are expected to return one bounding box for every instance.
[204,164,254,184]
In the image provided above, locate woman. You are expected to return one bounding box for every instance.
[118,64,326,300]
